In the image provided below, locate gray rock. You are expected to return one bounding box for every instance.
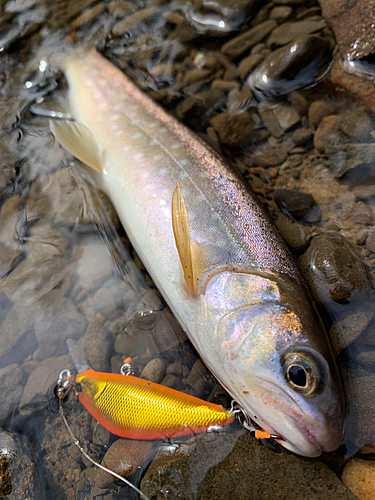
[83,316,113,372]
[300,233,372,305]
[292,127,313,145]
[258,103,300,137]
[329,310,374,355]
[34,298,88,360]
[267,17,327,47]
[339,109,373,138]
[269,5,292,22]
[0,364,23,425]
[19,355,74,410]
[221,20,277,58]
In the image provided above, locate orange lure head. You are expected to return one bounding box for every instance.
[72,369,234,440]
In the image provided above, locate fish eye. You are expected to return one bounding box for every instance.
[75,382,83,393]
[281,349,326,396]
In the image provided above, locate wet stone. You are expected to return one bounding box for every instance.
[19,355,74,411]
[237,51,267,80]
[210,110,254,147]
[267,17,327,47]
[313,115,344,155]
[221,20,277,59]
[300,233,372,305]
[34,298,88,360]
[366,232,375,254]
[272,189,316,219]
[249,148,287,168]
[83,315,112,372]
[342,458,375,500]
[96,438,154,488]
[198,432,356,500]
[140,357,166,383]
[329,310,374,356]
[0,364,23,425]
[269,5,292,22]
[112,7,159,36]
[340,110,373,138]
[248,36,332,100]
[308,99,336,130]
[186,0,260,34]
[274,213,310,253]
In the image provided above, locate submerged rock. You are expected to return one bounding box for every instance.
[185,0,261,34]
[221,19,277,59]
[248,35,333,100]
[300,233,372,305]
[342,458,375,500]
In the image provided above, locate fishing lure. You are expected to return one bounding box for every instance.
[57,364,234,440]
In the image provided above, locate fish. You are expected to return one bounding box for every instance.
[71,369,233,439]
[50,48,345,457]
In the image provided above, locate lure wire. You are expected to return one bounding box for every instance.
[57,374,150,500]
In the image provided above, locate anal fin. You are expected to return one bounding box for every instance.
[172,185,197,298]
[50,119,102,173]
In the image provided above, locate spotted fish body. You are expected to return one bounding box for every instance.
[75,369,233,439]
[50,49,345,457]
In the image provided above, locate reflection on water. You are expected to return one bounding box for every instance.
[0,0,375,498]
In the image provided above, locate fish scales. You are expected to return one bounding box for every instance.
[50,49,344,457]
[76,370,233,439]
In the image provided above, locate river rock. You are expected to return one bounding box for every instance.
[272,189,316,219]
[82,315,112,372]
[292,127,313,145]
[329,310,374,356]
[19,355,74,411]
[221,19,277,59]
[141,429,242,499]
[267,17,327,47]
[342,458,375,500]
[198,432,356,500]
[210,110,254,147]
[274,213,310,252]
[249,148,287,168]
[140,357,166,383]
[34,298,87,360]
[186,0,261,34]
[0,364,23,425]
[300,233,372,305]
[96,438,154,488]
[248,35,333,100]
[269,5,292,22]
[308,99,336,130]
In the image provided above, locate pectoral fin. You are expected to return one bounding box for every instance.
[172,185,197,298]
[50,119,102,173]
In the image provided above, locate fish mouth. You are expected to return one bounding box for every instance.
[247,375,341,457]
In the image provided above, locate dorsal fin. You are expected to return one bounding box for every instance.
[172,185,197,298]
[50,119,103,173]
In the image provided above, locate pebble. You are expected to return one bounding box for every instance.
[112,7,159,36]
[292,127,313,145]
[258,103,300,138]
[249,36,332,99]
[237,52,265,80]
[96,438,154,488]
[340,109,373,138]
[73,239,114,292]
[221,20,277,59]
[269,5,292,22]
[308,99,336,130]
[272,189,316,218]
[140,357,166,383]
[342,459,375,500]
[267,17,327,47]
[249,148,287,167]
[210,110,254,147]
[274,213,310,252]
[300,233,372,305]
[313,115,343,155]
[366,232,375,254]
[82,315,112,372]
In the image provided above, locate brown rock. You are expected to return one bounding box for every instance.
[221,20,277,59]
[313,115,343,154]
[329,310,374,356]
[249,148,287,168]
[237,52,265,80]
[210,110,254,147]
[308,100,336,130]
[274,213,310,253]
[267,18,327,47]
[342,459,375,500]
[96,439,154,488]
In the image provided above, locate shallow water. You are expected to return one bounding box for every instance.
[1,0,375,499]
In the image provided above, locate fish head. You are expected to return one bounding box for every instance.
[74,370,106,402]
[197,270,344,457]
